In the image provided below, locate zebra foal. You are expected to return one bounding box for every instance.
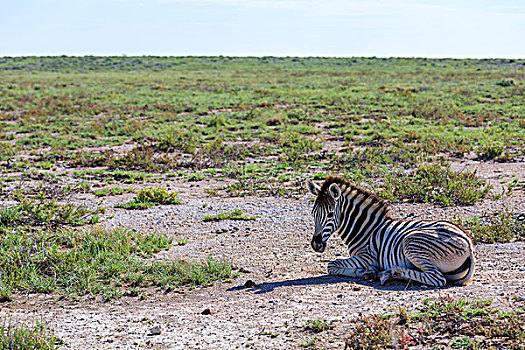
[306,176,475,287]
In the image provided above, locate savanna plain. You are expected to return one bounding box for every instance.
[0,56,524,349]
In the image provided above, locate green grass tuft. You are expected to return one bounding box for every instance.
[0,197,103,228]
[94,186,133,197]
[303,319,335,333]
[115,201,156,210]
[203,209,257,222]
[0,323,62,350]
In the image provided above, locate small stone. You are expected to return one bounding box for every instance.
[147,326,161,336]
[243,280,257,288]
[201,308,212,315]
[518,296,525,302]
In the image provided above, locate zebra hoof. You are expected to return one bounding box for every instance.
[362,271,377,280]
[379,271,392,285]
[327,261,343,276]
[327,267,342,276]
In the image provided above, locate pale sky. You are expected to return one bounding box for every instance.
[1,0,524,58]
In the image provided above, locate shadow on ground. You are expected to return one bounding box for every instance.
[227,275,450,294]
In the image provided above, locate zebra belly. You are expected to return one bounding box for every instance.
[375,235,414,271]
[378,256,415,271]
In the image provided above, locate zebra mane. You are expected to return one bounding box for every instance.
[320,176,391,219]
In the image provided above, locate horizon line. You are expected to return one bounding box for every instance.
[1,54,524,60]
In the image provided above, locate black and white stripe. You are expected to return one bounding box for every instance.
[306,177,475,287]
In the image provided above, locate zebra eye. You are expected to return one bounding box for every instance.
[327,211,334,218]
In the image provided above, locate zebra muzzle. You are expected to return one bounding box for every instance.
[311,235,326,252]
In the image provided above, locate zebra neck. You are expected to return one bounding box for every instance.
[336,190,389,256]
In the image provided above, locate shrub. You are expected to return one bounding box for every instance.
[496,78,515,87]
[68,150,108,167]
[476,142,504,161]
[116,187,181,210]
[345,296,525,350]
[192,139,249,169]
[135,187,181,204]
[277,132,322,165]
[455,209,525,244]
[140,125,199,154]
[107,145,157,171]
[303,320,335,333]
[380,163,492,206]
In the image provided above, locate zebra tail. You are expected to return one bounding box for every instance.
[445,252,475,286]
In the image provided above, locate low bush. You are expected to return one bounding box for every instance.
[380,163,492,206]
[496,78,515,87]
[476,142,505,161]
[116,187,181,210]
[455,209,525,244]
[345,296,525,350]
[303,320,334,333]
[275,132,322,165]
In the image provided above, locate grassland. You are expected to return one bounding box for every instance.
[0,56,523,201]
[0,56,524,349]
[1,55,523,296]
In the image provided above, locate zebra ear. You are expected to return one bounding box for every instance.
[328,183,341,201]
[306,179,321,196]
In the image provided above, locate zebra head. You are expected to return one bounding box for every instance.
[306,179,342,253]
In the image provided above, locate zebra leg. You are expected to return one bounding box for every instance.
[327,255,378,279]
[378,264,446,287]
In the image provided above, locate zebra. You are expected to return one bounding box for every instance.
[306,176,475,287]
